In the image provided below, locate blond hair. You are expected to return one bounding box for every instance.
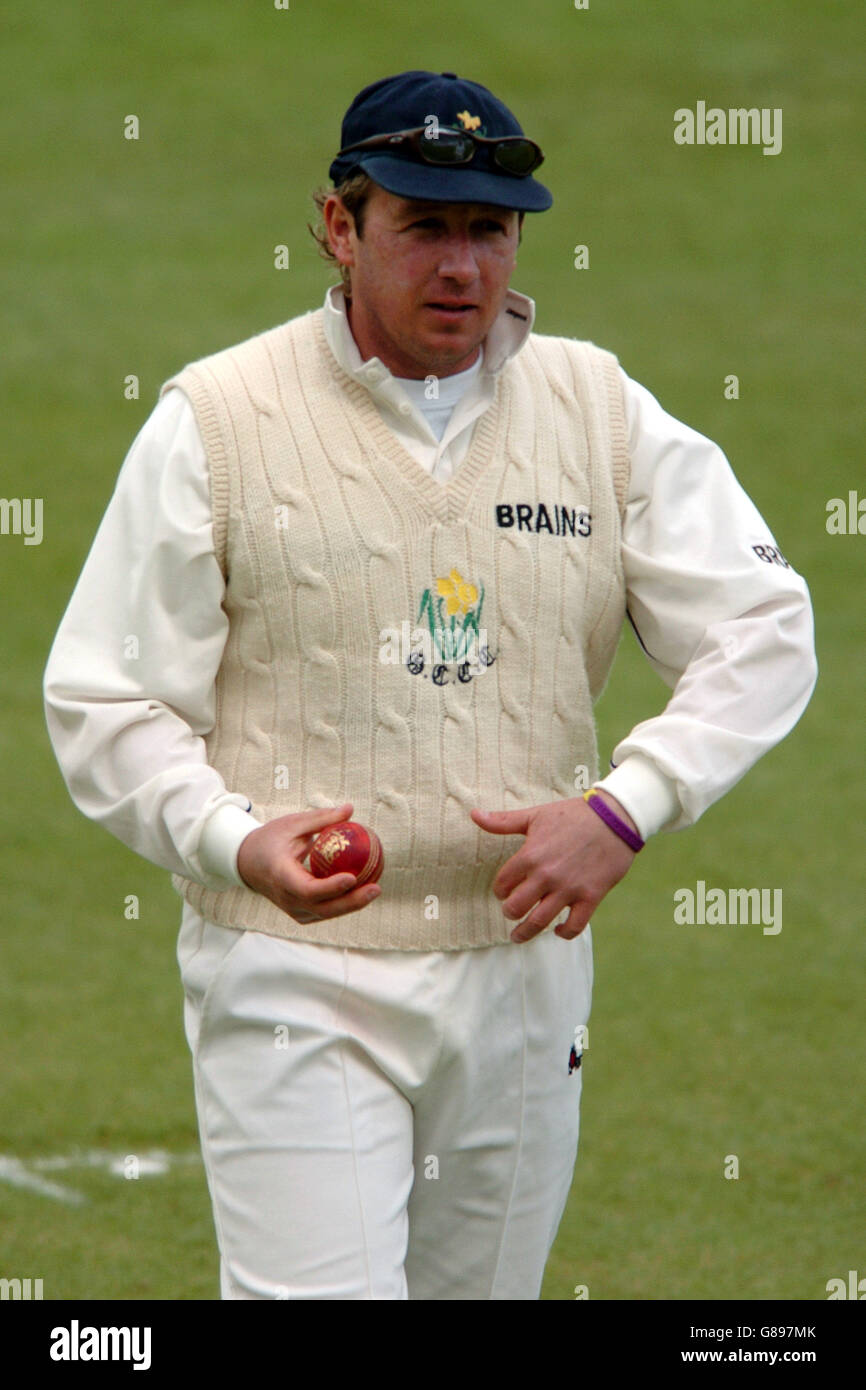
[308,172,376,297]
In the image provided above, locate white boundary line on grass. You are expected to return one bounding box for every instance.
[0,1157,86,1206]
[0,1150,201,1204]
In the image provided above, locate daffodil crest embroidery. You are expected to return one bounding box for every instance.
[455,110,484,133]
[422,569,484,662]
[405,568,496,687]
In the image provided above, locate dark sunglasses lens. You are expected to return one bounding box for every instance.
[493,140,540,174]
[420,130,474,163]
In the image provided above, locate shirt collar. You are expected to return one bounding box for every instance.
[322,283,535,387]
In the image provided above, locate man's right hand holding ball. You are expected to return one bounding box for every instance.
[237,802,381,925]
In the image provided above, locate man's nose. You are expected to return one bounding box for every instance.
[436,235,480,282]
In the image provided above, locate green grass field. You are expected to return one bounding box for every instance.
[1,0,863,1300]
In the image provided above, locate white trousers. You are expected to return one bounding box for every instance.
[177,903,593,1300]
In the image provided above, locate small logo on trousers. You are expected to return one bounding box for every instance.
[569,1024,588,1074]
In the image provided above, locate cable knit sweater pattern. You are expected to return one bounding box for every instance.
[160,307,630,949]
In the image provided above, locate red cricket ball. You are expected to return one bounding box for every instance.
[309,821,384,886]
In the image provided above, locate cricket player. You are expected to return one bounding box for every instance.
[43,70,817,1300]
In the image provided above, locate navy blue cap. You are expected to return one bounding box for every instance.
[329,70,552,212]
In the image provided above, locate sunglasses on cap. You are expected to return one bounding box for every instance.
[336,125,545,177]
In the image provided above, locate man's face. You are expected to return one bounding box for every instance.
[324,183,521,379]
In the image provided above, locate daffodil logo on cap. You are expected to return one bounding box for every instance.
[455,110,483,132]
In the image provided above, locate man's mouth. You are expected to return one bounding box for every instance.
[426,302,477,316]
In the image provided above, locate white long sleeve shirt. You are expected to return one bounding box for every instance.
[43,286,817,894]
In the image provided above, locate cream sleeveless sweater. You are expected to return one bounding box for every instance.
[160,308,630,950]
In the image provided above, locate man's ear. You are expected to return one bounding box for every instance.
[323,194,356,271]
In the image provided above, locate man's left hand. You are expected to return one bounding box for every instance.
[470,792,639,943]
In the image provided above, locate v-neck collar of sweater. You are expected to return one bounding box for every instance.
[310,309,511,524]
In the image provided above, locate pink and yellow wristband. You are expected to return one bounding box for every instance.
[583,788,645,853]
